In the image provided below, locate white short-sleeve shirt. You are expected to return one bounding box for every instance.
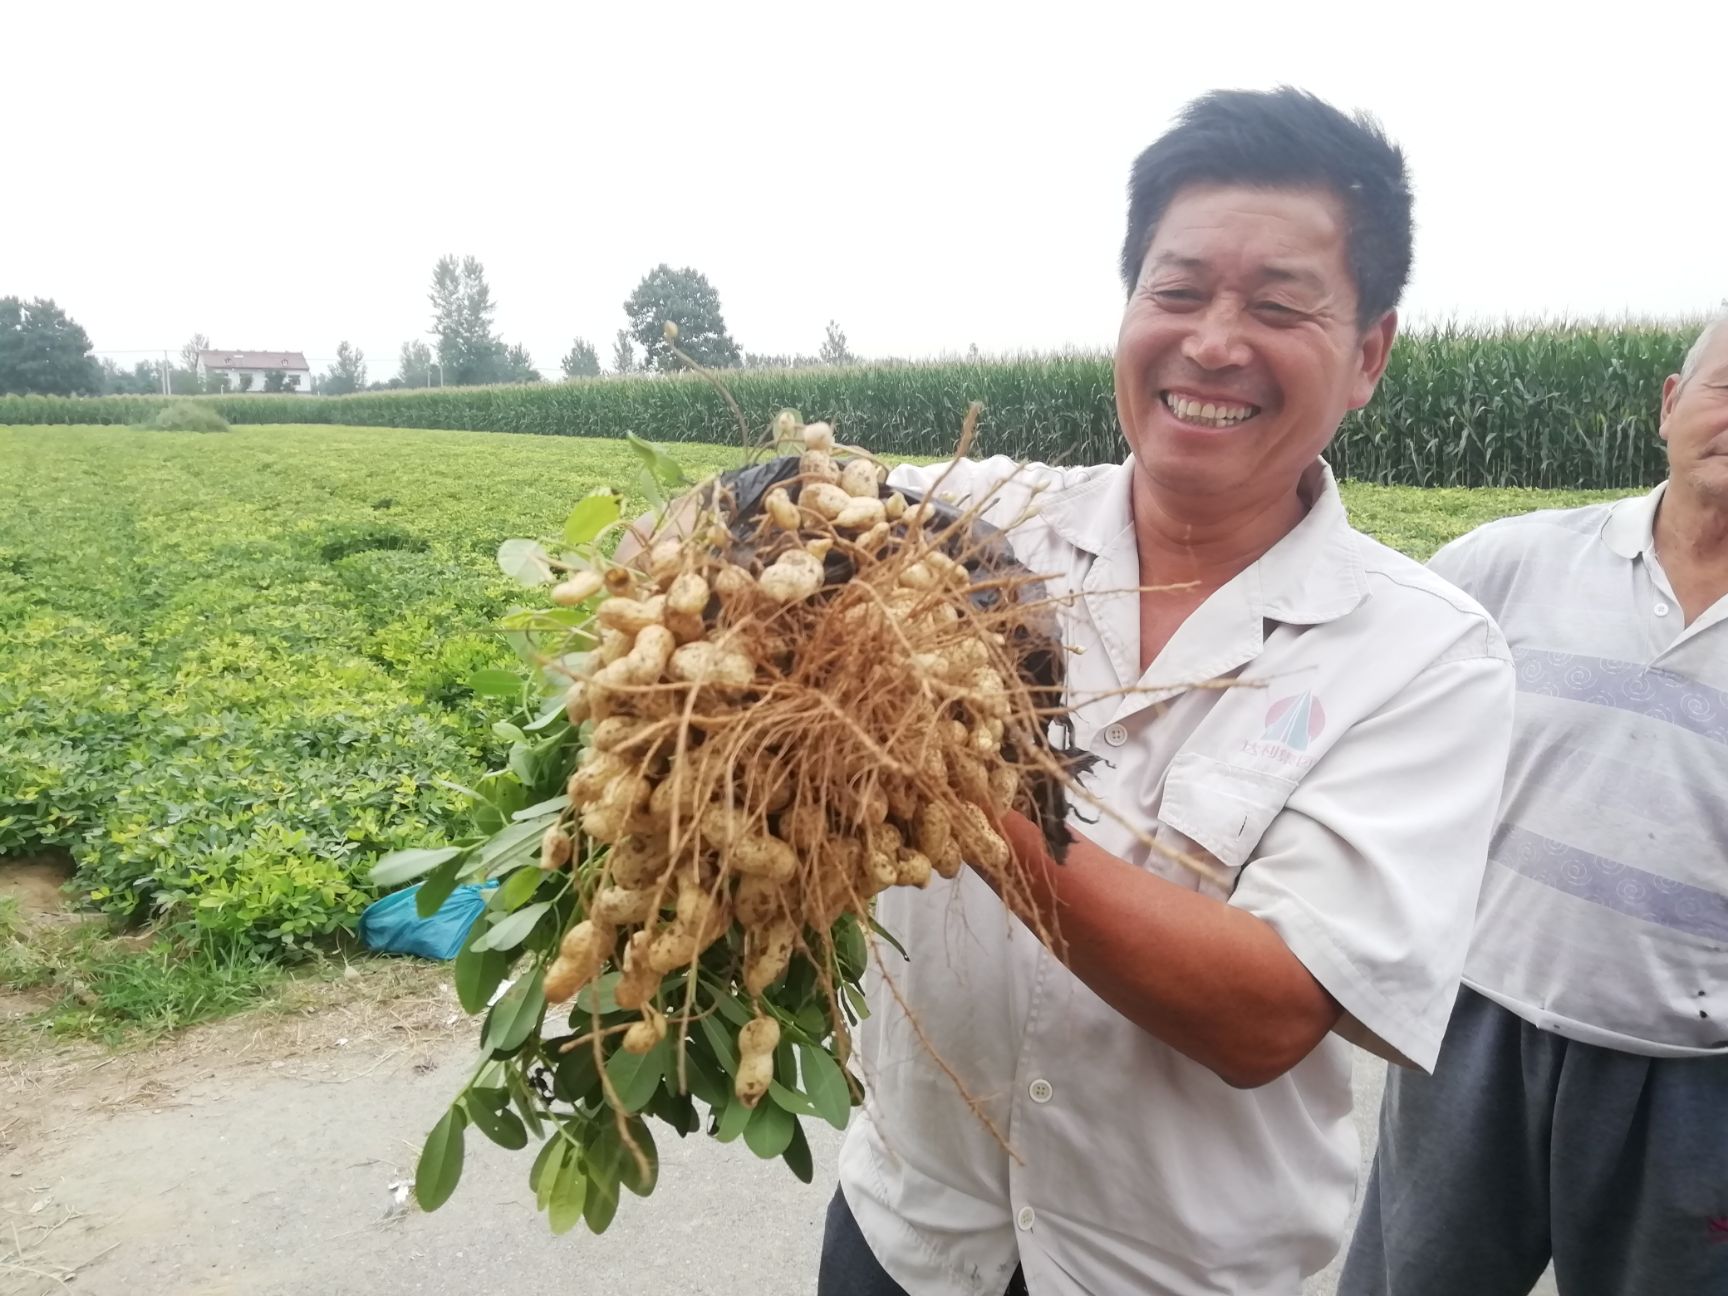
[1428,485,1728,1057]
[840,454,1515,1296]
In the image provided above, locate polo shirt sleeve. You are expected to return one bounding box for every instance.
[884,455,1042,524]
[1424,530,1483,590]
[1225,640,1515,1072]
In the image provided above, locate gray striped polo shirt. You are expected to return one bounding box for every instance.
[1427,483,1728,1057]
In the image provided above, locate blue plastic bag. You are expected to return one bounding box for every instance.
[359,880,496,962]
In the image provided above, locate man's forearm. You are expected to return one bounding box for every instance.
[994,813,1341,1088]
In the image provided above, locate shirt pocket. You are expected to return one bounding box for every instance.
[1154,751,1299,896]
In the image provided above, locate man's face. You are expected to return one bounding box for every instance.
[1114,184,1396,506]
[1660,326,1728,503]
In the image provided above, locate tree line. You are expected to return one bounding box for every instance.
[1,262,859,397]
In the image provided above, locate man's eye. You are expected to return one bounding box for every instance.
[1152,289,1201,304]
[1256,301,1298,316]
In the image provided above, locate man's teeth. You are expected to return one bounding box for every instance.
[1163,393,1257,427]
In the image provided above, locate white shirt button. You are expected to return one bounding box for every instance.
[1016,1205,1036,1231]
[1029,1078,1054,1104]
[1104,723,1128,747]
[1654,601,1670,617]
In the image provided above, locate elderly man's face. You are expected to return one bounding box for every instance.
[1660,327,1728,503]
[1114,184,1395,508]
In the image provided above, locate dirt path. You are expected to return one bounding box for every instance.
[0,966,840,1296]
[1,967,1554,1296]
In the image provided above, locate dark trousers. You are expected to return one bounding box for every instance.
[820,1187,1029,1296]
[1339,987,1728,1296]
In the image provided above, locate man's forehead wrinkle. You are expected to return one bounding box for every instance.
[1148,250,1325,289]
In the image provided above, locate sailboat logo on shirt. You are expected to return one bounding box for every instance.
[1262,691,1327,752]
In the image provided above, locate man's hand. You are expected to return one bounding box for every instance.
[977,807,1342,1089]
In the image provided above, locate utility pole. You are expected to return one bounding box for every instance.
[162,351,171,396]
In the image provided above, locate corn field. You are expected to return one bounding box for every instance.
[1,324,1693,488]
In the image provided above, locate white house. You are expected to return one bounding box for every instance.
[196,349,312,393]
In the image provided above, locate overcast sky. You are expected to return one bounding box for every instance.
[5,1,1724,382]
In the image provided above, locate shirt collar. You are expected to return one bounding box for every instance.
[1036,456,1368,627]
[1600,481,1668,560]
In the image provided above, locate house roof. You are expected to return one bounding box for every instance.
[198,350,310,372]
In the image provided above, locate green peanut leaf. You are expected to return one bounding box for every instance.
[564,492,622,546]
[368,846,461,888]
[743,1098,796,1159]
[554,1041,603,1105]
[511,793,569,820]
[490,865,545,913]
[715,1092,753,1143]
[619,1117,659,1197]
[781,1116,814,1184]
[605,1038,669,1114]
[471,900,551,953]
[708,989,752,1028]
[465,1093,528,1151]
[695,1008,739,1075]
[483,970,545,1055]
[469,666,523,698]
[625,431,688,489]
[680,1043,728,1109]
[574,970,622,1017]
[799,1043,854,1131]
[768,1081,817,1118]
[497,537,554,586]
[414,1106,466,1212]
[507,1068,546,1140]
[477,814,554,869]
[584,1122,623,1234]
[530,1132,563,1209]
[548,1140,588,1235]
[843,981,871,1023]
[413,853,465,919]
[868,917,909,961]
[454,945,508,1015]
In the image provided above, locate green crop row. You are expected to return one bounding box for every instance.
[0,425,741,959]
[0,323,1695,488]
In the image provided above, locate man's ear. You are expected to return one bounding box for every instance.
[1348,310,1399,412]
[1658,373,1681,444]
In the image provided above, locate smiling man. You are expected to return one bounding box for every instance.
[819,89,1516,1296]
[1339,318,1728,1296]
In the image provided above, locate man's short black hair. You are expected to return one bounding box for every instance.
[1119,87,1413,329]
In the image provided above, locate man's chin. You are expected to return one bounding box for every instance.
[1131,453,1252,506]
[1682,459,1728,504]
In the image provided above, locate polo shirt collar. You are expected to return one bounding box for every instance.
[1036,456,1369,628]
[1601,481,1668,561]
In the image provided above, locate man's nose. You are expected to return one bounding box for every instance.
[1180,302,1251,370]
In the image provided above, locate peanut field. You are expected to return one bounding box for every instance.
[0,423,1616,1013]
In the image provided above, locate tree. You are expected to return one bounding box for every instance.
[819,320,855,366]
[320,341,367,395]
[0,297,100,395]
[237,372,254,393]
[98,357,161,395]
[398,339,433,388]
[560,338,601,379]
[263,369,300,393]
[611,329,636,375]
[500,343,540,384]
[180,333,211,376]
[623,265,741,372]
[428,254,504,385]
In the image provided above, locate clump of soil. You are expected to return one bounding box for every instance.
[1,851,78,1021]
[0,850,75,920]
